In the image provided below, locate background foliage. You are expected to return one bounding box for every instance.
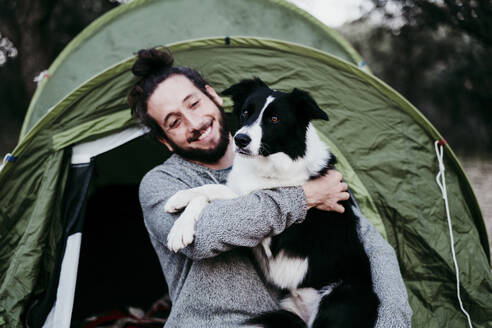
[0,0,117,155]
[342,0,492,154]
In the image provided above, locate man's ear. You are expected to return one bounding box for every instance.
[205,84,223,106]
[221,78,268,116]
[291,88,328,121]
[158,137,174,152]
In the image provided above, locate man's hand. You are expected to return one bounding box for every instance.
[302,170,349,213]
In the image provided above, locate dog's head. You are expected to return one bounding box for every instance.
[222,78,328,160]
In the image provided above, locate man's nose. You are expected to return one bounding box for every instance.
[184,111,204,130]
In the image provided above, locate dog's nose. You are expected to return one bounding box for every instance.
[234,133,251,148]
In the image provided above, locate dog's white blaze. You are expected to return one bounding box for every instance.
[267,251,309,290]
[246,123,263,155]
[235,95,275,155]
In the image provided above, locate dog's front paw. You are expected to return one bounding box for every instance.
[165,190,197,213]
[167,217,196,252]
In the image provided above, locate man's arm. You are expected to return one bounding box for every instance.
[353,205,413,327]
[139,169,307,260]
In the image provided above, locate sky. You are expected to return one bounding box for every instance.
[109,0,376,28]
[286,0,374,27]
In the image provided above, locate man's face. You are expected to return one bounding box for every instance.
[147,74,229,163]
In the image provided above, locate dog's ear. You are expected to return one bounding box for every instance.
[221,78,268,116]
[291,88,328,121]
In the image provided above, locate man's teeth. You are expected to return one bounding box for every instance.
[198,126,212,140]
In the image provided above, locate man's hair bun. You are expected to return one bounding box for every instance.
[132,47,174,78]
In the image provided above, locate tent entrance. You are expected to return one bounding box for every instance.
[36,128,171,328]
[71,184,167,323]
[72,131,171,324]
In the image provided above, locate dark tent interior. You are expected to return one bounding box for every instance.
[71,136,169,322]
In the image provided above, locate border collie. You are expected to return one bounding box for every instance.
[164,78,379,328]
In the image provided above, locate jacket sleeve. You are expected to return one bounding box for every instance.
[139,169,307,260]
[353,205,413,327]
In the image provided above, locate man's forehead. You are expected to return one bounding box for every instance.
[149,75,199,110]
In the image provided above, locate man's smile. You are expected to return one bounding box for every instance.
[198,125,212,141]
[188,120,215,145]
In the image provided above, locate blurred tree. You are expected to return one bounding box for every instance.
[343,0,492,155]
[0,0,117,153]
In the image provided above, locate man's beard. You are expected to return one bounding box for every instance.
[167,107,230,164]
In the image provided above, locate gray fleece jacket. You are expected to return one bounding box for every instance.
[139,154,412,328]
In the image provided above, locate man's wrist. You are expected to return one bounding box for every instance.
[301,183,316,210]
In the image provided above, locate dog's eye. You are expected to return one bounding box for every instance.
[270,116,279,123]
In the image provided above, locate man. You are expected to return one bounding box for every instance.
[129,48,412,327]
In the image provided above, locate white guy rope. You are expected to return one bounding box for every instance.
[434,140,473,328]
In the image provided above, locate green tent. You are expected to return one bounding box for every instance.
[19,0,367,140]
[1,1,491,328]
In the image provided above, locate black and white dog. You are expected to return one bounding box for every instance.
[165,78,379,328]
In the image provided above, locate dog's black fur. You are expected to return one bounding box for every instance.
[222,78,379,328]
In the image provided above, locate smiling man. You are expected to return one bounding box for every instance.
[146,74,234,168]
[128,48,412,328]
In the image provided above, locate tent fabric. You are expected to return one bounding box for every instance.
[0,37,490,327]
[0,150,70,327]
[20,0,367,139]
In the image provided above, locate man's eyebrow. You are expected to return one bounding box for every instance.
[183,94,193,103]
